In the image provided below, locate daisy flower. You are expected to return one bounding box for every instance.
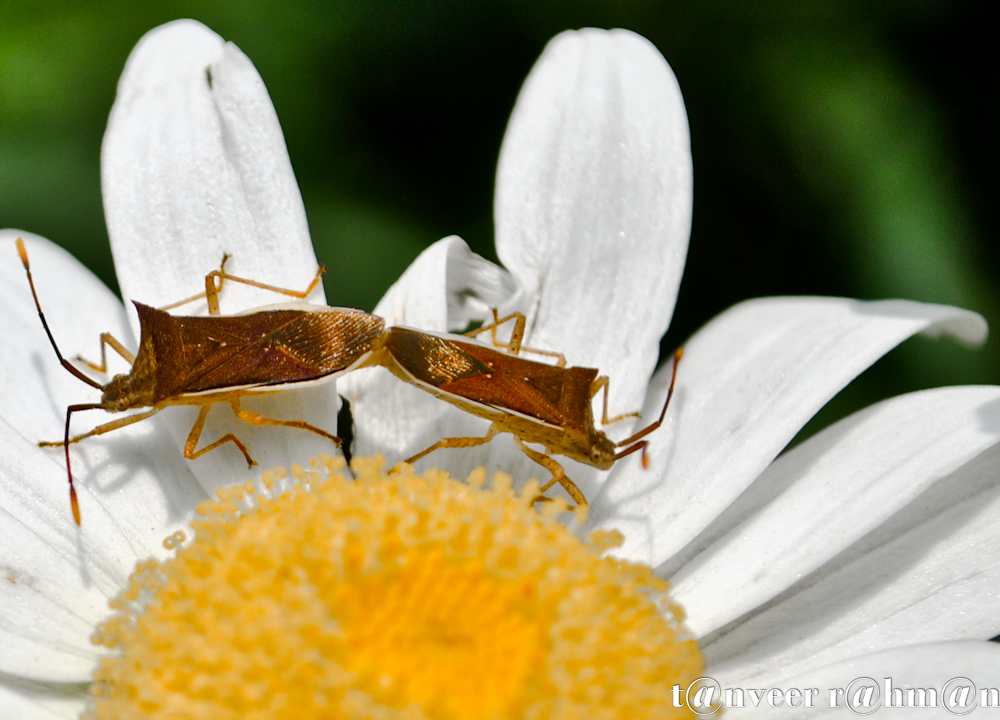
[2,18,999,719]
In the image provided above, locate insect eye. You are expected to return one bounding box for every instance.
[114,398,131,412]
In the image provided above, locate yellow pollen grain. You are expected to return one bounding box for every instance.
[84,456,703,720]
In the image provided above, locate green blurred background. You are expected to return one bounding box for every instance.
[1,0,996,441]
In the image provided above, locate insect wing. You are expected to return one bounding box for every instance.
[138,304,382,399]
[383,327,488,385]
[256,309,384,377]
[385,327,596,432]
[448,339,598,432]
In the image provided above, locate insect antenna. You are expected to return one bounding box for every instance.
[614,348,683,468]
[17,239,103,391]
[62,403,102,526]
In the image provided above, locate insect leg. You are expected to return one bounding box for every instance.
[184,404,256,467]
[159,255,325,315]
[614,348,684,467]
[75,332,135,372]
[229,398,343,448]
[403,423,500,465]
[465,309,567,366]
[465,309,526,352]
[512,437,586,507]
[157,255,231,312]
[590,375,641,426]
[203,262,326,315]
[39,407,161,448]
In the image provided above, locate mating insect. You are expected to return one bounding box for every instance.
[17,238,384,525]
[360,312,682,505]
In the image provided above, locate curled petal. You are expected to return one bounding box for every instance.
[370,236,516,332]
[590,297,987,567]
[672,385,1000,637]
[495,28,692,418]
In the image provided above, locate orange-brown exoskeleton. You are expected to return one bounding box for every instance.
[360,311,682,506]
[17,238,384,525]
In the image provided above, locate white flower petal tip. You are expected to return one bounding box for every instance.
[589,297,988,569]
[727,642,1000,719]
[494,29,692,408]
[102,19,318,318]
[495,28,692,414]
[101,20,342,499]
[672,385,1000,638]
[910,302,988,346]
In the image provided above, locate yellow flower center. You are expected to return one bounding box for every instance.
[85,456,703,720]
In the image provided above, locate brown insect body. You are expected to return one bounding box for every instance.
[374,327,619,470]
[18,237,384,525]
[109,302,384,409]
[361,319,681,506]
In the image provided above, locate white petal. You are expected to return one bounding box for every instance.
[0,423,142,681]
[0,681,80,720]
[727,642,1000,719]
[590,297,987,567]
[0,231,133,443]
[103,19,319,313]
[495,28,692,417]
[706,445,1000,686]
[343,237,528,477]
[0,232,205,550]
[102,21,342,496]
[673,386,1000,637]
[368,236,516,331]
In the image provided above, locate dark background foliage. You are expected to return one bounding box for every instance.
[1,0,995,442]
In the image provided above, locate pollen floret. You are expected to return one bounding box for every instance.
[86,455,703,720]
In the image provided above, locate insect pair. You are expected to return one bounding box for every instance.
[17,238,681,524]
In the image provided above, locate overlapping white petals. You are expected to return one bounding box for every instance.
[101,20,339,498]
[673,385,1000,637]
[496,29,691,418]
[0,233,206,682]
[590,297,987,567]
[346,28,694,497]
[707,444,1000,685]
[2,18,998,716]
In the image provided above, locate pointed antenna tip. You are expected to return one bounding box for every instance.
[70,488,81,527]
[16,237,29,268]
